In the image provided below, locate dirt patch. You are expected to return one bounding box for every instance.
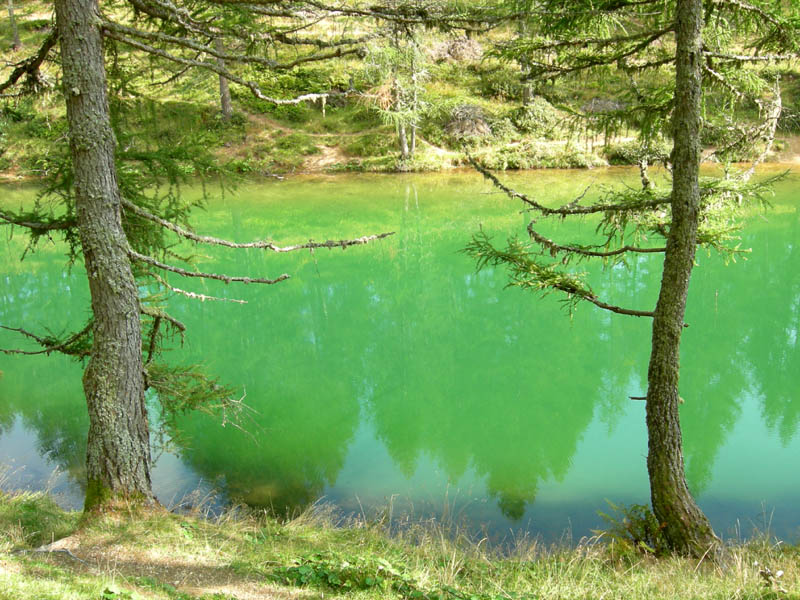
[302,145,347,171]
[22,533,310,600]
[0,559,23,575]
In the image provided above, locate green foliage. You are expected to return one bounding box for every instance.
[507,98,563,138]
[272,550,506,600]
[464,229,594,314]
[477,65,522,101]
[468,141,604,170]
[266,103,314,124]
[274,133,319,156]
[343,133,395,157]
[144,362,244,452]
[100,586,136,600]
[273,552,398,591]
[604,138,671,166]
[596,501,669,557]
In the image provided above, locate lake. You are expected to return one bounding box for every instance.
[1,167,798,544]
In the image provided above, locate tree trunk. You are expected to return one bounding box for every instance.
[409,50,417,158]
[398,121,409,160]
[8,0,21,50]
[55,0,154,510]
[518,20,533,106]
[644,0,718,557]
[216,38,233,122]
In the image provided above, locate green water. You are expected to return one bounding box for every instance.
[1,169,798,542]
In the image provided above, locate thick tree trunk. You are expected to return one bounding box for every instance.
[645,0,718,556]
[216,38,233,121]
[55,0,154,510]
[8,0,21,49]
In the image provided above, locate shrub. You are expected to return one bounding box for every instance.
[274,133,319,155]
[596,501,669,557]
[604,138,671,165]
[507,97,563,138]
[343,133,394,157]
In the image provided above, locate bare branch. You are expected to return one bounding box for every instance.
[147,271,248,304]
[122,198,395,251]
[140,304,187,333]
[583,295,655,318]
[741,84,782,182]
[705,51,795,62]
[139,305,186,357]
[270,30,378,49]
[128,248,290,284]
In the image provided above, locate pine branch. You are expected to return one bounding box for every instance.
[103,28,350,104]
[520,26,673,53]
[521,27,675,79]
[0,323,91,357]
[527,222,666,259]
[709,0,782,27]
[102,20,280,69]
[469,156,669,216]
[270,30,378,48]
[0,208,76,231]
[0,30,58,93]
[203,0,502,31]
[126,0,215,36]
[122,198,395,251]
[128,248,290,284]
[465,231,654,318]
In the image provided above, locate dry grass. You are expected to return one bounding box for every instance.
[0,490,798,600]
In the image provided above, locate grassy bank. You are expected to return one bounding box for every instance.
[4,3,800,183]
[1,490,797,600]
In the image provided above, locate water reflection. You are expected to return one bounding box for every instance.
[1,172,798,541]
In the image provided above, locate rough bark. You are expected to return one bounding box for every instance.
[8,0,21,49]
[645,0,718,557]
[215,38,233,121]
[55,0,153,510]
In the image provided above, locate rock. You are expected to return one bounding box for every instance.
[429,37,483,63]
[446,104,492,139]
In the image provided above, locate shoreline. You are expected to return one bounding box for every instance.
[1,154,798,186]
[0,488,798,600]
